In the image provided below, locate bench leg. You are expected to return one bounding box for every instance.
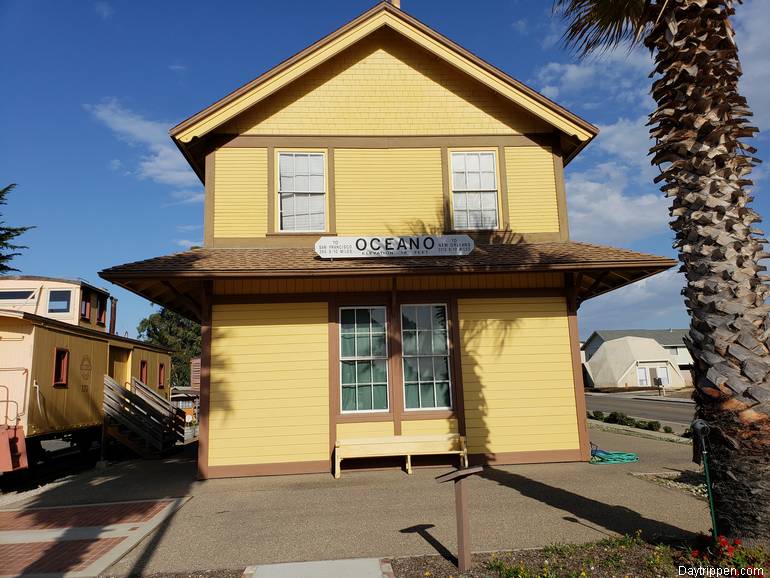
[334,453,341,479]
[461,450,469,469]
[405,454,413,475]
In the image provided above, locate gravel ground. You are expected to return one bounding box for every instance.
[633,470,707,501]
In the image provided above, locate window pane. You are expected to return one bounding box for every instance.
[402,306,417,330]
[453,172,466,190]
[405,383,420,408]
[432,306,447,330]
[309,193,324,212]
[357,361,372,384]
[417,306,432,329]
[481,191,497,210]
[342,386,357,411]
[309,175,324,193]
[295,154,308,175]
[356,335,371,357]
[434,356,449,381]
[279,154,294,176]
[371,308,386,332]
[467,193,481,210]
[48,290,71,313]
[341,335,355,357]
[480,153,495,172]
[466,153,479,171]
[280,176,294,192]
[295,194,309,214]
[294,214,309,230]
[482,211,498,228]
[309,154,324,174]
[295,174,309,192]
[452,153,465,171]
[418,357,434,381]
[403,358,418,381]
[436,382,451,407]
[372,359,388,382]
[402,331,417,355]
[358,385,372,410]
[454,192,467,210]
[0,290,34,300]
[310,213,325,230]
[281,215,295,230]
[468,211,483,228]
[371,334,386,357]
[433,331,448,355]
[355,309,370,332]
[481,171,496,190]
[454,211,468,229]
[417,331,432,354]
[281,193,295,214]
[341,309,356,333]
[341,361,356,384]
[466,172,481,190]
[420,383,436,408]
[373,385,388,410]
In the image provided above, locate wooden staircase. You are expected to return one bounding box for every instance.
[103,376,185,458]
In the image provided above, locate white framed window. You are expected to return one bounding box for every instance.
[278,152,325,232]
[0,289,35,304]
[339,306,389,412]
[451,151,498,230]
[636,366,649,387]
[653,366,670,386]
[47,290,72,314]
[401,304,452,410]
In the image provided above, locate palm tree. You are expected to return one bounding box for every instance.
[554,0,767,541]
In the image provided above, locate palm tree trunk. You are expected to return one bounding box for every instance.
[646,0,770,541]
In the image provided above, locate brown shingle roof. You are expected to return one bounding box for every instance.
[100,242,675,279]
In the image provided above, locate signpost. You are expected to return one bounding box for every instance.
[436,466,483,573]
[314,234,474,259]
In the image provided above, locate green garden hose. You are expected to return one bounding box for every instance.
[589,444,639,464]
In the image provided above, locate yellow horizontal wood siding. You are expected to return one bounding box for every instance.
[337,422,395,439]
[458,297,579,454]
[209,302,329,466]
[505,146,560,233]
[214,273,563,296]
[28,327,109,437]
[221,30,548,137]
[213,148,268,238]
[335,148,443,235]
[400,418,458,436]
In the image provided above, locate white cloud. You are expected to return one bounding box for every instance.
[93,2,114,20]
[176,224,202,232]
[511,19,528,35]
[734,0,770,134]
[168,64,187,73]
[85,99,198,188]
[168,190,204,205]
[579,268,688,336]
[567,162,669,244]
[595,116,656,181]
[174,239,203,248]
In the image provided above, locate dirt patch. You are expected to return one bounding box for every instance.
[633,470,707,501]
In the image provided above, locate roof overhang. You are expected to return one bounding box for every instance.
[169,2,597,179]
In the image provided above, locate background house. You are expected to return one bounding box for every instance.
[583,336,688,390]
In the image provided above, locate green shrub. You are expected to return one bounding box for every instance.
[663,426,674,434]
[606,411,635,426]
[591,410,605,420]
[646,421,662,431]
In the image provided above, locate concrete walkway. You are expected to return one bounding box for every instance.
[0,430,708,575]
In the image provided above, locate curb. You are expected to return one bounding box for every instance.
[632,396,694,405]
[588,419,691,445]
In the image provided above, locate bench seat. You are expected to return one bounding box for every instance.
[334,433,468,478]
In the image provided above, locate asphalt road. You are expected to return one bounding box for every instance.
[586,394,694,426]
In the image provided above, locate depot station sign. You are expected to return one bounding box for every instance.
[315,235,475,259]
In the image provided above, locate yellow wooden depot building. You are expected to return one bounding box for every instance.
[101,2,675,479]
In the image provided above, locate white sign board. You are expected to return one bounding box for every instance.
[315,235,474,259]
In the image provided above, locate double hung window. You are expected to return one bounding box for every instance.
[339,307,388,412]
[401,305,452,409]
[278,152,325,232]
[451,151,498,230]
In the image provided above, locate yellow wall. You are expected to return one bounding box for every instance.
[400,418,458,436]
[335,148,443,235]
[28,326,110,436]
[337,421,394,439]
[213,148,268,238]
[209,302,329,466]
[220,30,548,137]
[130,346,172,399]
[505,145,560,233]
[458,297,579,454]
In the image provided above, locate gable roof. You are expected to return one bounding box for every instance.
[584,329,689,349]
[170,2,596,158]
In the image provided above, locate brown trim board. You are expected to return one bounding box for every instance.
[204,152,215,246]
[197,281,213,479]
[566,273,590,461]
[469,448,583,466]
[205,460,331,479]
[221,134,555,150]
[552,137,569,241]
[267,145,276,234]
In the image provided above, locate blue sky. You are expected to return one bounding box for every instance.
[2,0,768,338]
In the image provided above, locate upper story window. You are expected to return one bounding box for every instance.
[80,289,91,321]
[96,295,107,325]
[0,290,35,303]
[451,151,498,230]
[278,152,325,232]
[48,290,72,314]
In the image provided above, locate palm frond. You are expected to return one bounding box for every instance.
[553,0,656,57]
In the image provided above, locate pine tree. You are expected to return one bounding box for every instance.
[0,184,32,274]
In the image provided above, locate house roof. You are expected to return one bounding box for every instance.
[170,1,598,177]
[99,242,675,322]
[1,276,110,296]
[585,329,688,349]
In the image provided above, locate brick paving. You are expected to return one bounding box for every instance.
[0,538,126,574]
[0,499,182,577]
[0,500,169,531]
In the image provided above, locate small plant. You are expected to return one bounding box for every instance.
[645,420,662,431]
[688,533,769,572]
[591,410,604,420]
[663,425,674,434]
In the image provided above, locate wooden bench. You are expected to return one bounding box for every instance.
[334,433,468,478]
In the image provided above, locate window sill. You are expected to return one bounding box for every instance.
[402,409,456,420]
[266,232,334,237]
[337,412,394,423]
